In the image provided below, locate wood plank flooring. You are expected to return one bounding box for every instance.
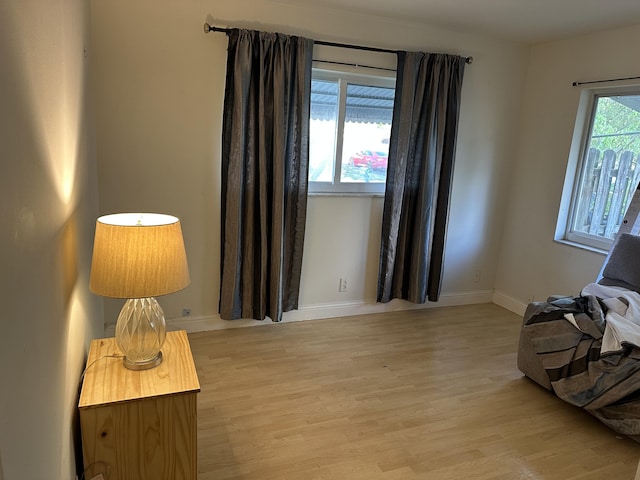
[189,304,640,479]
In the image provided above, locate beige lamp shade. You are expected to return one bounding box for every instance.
[90,213,190,299]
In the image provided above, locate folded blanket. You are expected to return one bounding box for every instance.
[582,282,640,353]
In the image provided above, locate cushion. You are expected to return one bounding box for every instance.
[599,233,640,292]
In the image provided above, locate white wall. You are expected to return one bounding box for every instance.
[494,25,640,314]
[0,0,102,479]
[90,0,528,328]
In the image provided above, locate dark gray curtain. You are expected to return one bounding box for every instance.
[378,51,466,304]
[220,29,313,321]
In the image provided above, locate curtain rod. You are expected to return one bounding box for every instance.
[313,59,396,73]
[204,23,473,65]
[573,75,640,87]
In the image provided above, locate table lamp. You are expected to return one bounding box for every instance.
[89,213,190,370]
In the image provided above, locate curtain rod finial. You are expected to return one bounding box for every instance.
[465,56,473,64]
[204,22,212,34]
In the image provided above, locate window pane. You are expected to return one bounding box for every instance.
[572,94,640,239]
[309,79,338,182]
[340,84,394,184]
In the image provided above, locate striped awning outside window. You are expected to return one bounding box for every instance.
[311,80,394,124]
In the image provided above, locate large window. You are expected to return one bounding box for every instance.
[562,89,640,251]
[309,70,396,194]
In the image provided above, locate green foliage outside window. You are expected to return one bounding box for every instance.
[590,96,640,153]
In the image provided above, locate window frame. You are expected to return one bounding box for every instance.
[558,84,640,252]
[308,68,396,196]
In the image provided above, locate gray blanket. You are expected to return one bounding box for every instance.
[523,295,640,437]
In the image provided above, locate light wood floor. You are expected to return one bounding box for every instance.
[189,303,640,479]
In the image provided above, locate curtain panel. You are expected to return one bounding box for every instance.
[378,51,466,304]
[220,29,313,321]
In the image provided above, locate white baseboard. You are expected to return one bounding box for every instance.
[105,290,495,336]
[492,290,528,317]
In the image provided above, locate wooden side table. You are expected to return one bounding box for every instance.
[79,330,200,480]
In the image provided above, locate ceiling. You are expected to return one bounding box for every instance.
[279,0,640,44]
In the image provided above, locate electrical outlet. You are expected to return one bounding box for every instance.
[182,308,192,317]
[339,278,348,292]
[472,270,481,283]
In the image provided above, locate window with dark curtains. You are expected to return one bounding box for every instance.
[220,29,313,322]
[378,51,466,304]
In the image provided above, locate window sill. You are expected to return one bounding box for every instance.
[553,238,608,256]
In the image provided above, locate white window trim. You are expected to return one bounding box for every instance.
[556,83,640,252]
[309,68,396,195]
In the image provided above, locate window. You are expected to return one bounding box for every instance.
[309,69,396,194]
[561,88,640,251]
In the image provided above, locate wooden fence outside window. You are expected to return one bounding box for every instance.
[575,147,640,239]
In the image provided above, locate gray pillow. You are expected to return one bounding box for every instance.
[600,233,640,292]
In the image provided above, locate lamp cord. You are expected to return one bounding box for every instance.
[80,354,124,382]
[77,357,122,480]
